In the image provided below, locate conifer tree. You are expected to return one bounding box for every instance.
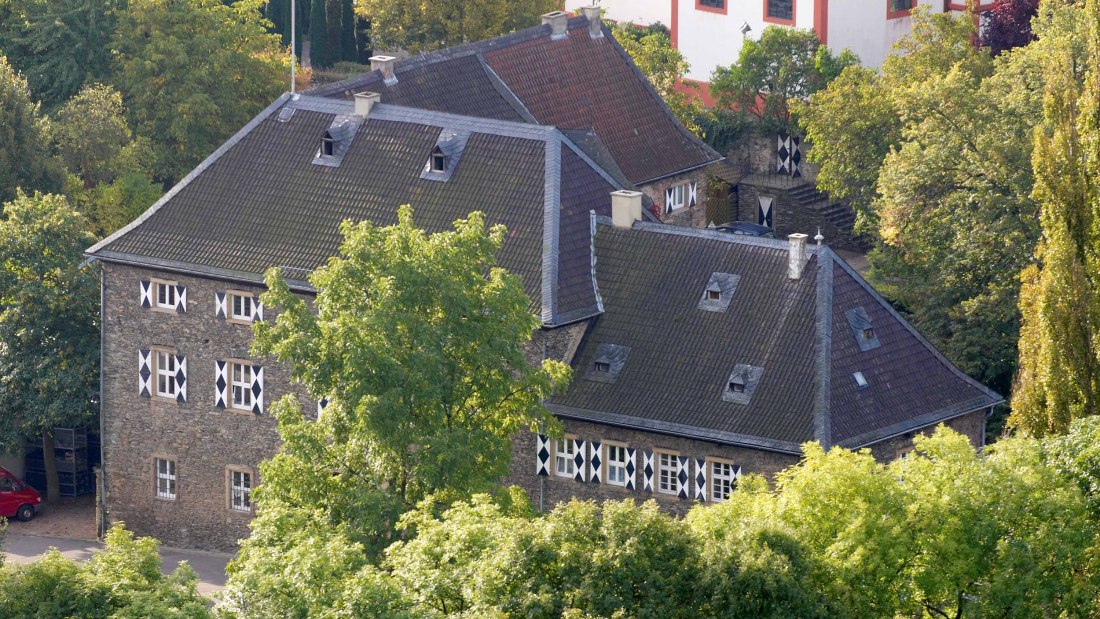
[310,0,330,68]
[1010,0,1100,435]
[341,0,357,61]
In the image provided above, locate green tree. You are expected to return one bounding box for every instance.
[309,0,331,68]
[0,0,117,110]
[111,0,286,184]
[340,0,357,61]
[710,26,857,135]
[0,192,98,503]
[0,525,211,617]
[357,0,557,54]
[0,56,64,204]
[614,23,702,134]
[1011,0,1100,436]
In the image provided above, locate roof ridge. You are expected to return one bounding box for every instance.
[623,220,823,253]
[87,92,294,257]
[826,248,1004,404]
[813,250,833,447]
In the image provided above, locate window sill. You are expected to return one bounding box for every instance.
[227,318,255,326]
[694,3,728,14]
[154,495,177,502]
[150,306,179,314]
[227,406,257,416]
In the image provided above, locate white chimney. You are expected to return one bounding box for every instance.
[370,55,397,85]
[788,233,809,279]
[542,11,569,39]
[354,91,381,117]
[579,5,602,37]
[611,190,643,229]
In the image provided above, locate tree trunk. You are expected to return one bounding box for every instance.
[43,430,60,503]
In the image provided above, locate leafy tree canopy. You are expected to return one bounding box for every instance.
[710,26,857,135]
[614,22,702,134]
[0,0,117,110]
[111,0,286,185]
[357,0,557,54]
[0,55,64,204]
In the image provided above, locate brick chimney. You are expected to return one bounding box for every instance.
[542,11,569,39]
[370,55,397,85]
[578,5,603,38]
[611,190,643,228]
[788,233,809,279]
[354,92,381,117]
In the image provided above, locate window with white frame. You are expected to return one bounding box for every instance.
[229,469,252,512]
[230,292,253,321]
[156,351,178,399]
[555,439,575,478]
[605,443,627,487]
[657,451,680,495]
[155,458,176,500]
[667,184,686,212]
[155,281,177,310]
[710,460,736,502]
[231,362,254,411]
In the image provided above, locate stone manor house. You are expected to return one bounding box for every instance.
[87,11,1001,550]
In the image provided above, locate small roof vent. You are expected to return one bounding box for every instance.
[277,106,296,123]
[723,364,763,404]
[312,114,365,167]
[697,272,740,312]
[845,306,881,351]
[585,343,629,383]
[853,371,869,389]
[421,128,470,182]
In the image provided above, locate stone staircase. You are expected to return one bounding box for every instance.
[785,183,863,248]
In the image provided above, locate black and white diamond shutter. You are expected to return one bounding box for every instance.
[215,292,227,318]
[677,455,689,499]
[536,434,551,476]
[665,188,673,214]
[777,134,802,177]
[214,361,228,408]
[695,458,707,501]
[734,465,743,488]
[573,439,586,482]
[251,365,264,414]
[251,298,264,321]
[625,448,636,490]
[138,349,152,396]
[174,355,187,402]
[140,281,152,308]
[689,181,698,207]
[175,286,187,312]
[317,398,329,419]
[642,451,654,492]
[590,441,602,484]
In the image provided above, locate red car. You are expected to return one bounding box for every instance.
[0,466,41,521]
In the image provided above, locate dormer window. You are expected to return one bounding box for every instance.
[430,147,446,173]
[722,364,763,404]
[321,133,335,157]
[594,361,611,373]
[845,306,881,351]
[312,114,365,168]
[862,327,875,341]
[728,378,745,393]
[698,273,740,312]
[707,288,721,301]
[585,343,629,383]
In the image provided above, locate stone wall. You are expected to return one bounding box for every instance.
[734,183,861,251]
[863,408,988,462]
[638,169,711,227]
[100,262,317,551]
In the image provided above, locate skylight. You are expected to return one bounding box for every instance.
[853,371,869,389]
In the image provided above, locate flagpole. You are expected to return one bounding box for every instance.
[290,0,297,93]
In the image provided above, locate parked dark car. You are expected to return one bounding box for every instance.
[0,466,41,521]
[714,221,775,238]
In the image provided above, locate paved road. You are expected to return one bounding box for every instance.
[2,532,231,597]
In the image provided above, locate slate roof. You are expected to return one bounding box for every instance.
[548,221,1003,453]
[308,16,721,186]
[87,94,618,326]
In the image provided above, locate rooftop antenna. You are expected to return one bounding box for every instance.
[290,0,297,93]
[814,228,824,246]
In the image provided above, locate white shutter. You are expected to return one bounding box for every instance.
[138,349,152,396]
[215,292,227,318]
[175,355,187,402]
[590,441,602,484]
[625,448,636,490]
[536,434,551,476]
[642,451,654,492]
[252,299,264,321]
[573,439,586,482]
[695,458,707,501]
[175,285,187,312]
[317,398,329,420]
[214,360,228,408]
[689,181,698,207]
[140,281,152,308]
[251,365,264,414]
[677,456,689,499]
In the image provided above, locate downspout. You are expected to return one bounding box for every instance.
[97,262,107,538]
[539,334,547,513]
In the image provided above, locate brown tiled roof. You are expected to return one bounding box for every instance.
[308,16,720,186]
[548,222,1002,452]
[88,95,617,325]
